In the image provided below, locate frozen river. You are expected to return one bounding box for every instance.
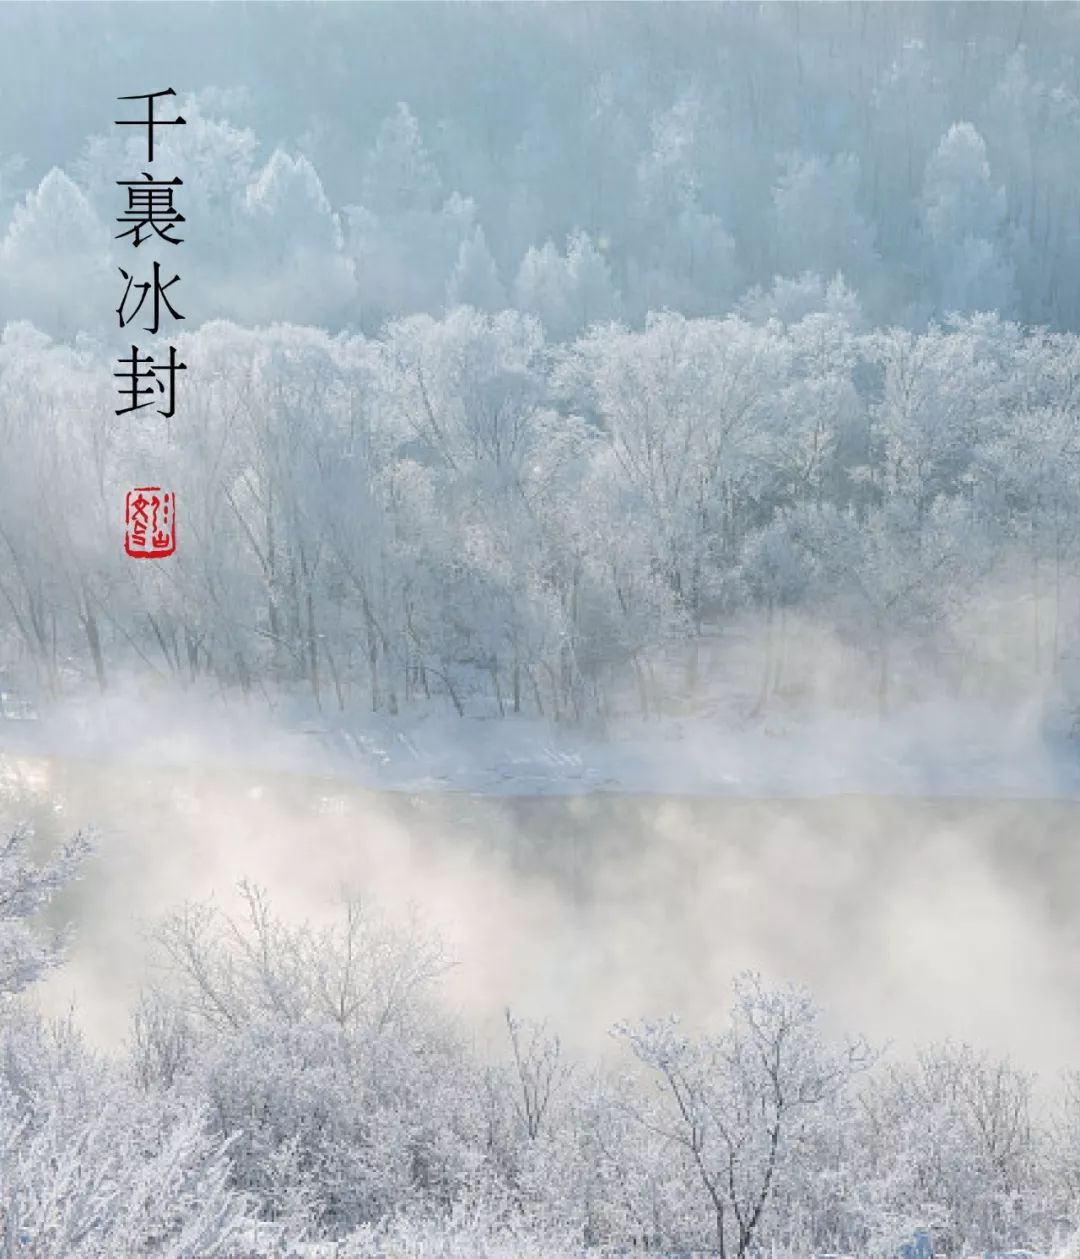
[3,751,1080,1074]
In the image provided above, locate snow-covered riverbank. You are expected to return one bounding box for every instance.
[1,686,1078,799]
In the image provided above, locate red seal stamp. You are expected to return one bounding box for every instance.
[124,487,176,559]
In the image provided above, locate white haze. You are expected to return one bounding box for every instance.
[0,670,1074,1080]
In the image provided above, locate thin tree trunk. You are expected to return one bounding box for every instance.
[81,582,107,693]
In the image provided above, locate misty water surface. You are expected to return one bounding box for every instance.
[3,751,1079,1074]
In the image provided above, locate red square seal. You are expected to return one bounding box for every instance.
[124,487,176,559]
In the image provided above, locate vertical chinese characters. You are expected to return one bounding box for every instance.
[115,88,185,558]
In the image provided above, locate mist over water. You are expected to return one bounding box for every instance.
[6,748,1080,1076]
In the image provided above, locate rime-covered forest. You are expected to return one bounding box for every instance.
[0,3,1080,719]
[5,3,1080,1256]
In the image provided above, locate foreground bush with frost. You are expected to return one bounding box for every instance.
[0,828,244,1256]
[0,1007,250,1256]
[6,828,1080,1257]
[243,1198,586,1259]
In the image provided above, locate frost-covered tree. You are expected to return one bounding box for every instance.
[920,123,1017,317]
[0,826,89,998]
[616,974,873,1258]
[146,884,476,1231]
[0,169,111,340]
[772,153,878,298]
[237,150,356,325]
[446,225,505,312]
[361,102,442,218]
[859,1043,1038,1254]
[514,231,617,341]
